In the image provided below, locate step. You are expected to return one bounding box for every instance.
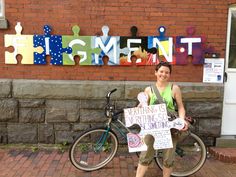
[215,135,236,148]
[209,147,236,163]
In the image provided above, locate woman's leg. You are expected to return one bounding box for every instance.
[162,133,178,177]
[136,164,149,177]
[163,166,173,177]
[162,131,189,177]
[136,134,155,177]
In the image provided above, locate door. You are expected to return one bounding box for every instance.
[221,6,236,135]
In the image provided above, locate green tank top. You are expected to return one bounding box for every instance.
[149,84,175,112]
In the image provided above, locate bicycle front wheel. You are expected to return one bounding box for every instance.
[69,127,118,171]
[155,132,207,177]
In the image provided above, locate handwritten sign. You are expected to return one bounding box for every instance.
[124,103,184,152]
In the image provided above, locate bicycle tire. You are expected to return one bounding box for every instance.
[155,132,207,177]
[69,127,118,171]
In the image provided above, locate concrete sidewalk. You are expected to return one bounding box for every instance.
[0,147,236,177]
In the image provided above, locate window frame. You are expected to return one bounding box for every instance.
[0,0,5,18]
[226,5,236,71]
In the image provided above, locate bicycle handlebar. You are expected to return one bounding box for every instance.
[113,109,123,116]
[106,88,117,104]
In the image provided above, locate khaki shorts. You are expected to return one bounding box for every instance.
[139,131,189,167]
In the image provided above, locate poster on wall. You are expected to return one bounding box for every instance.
[203,58,224,83]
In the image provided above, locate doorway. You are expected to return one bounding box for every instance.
[221,6,236,135]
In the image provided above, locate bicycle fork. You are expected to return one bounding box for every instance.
[94,127,111,152]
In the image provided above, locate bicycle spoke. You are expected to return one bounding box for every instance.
[69,128,118,171]
[155,133,206,177]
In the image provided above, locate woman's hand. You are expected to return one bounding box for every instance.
[137,92,149,107]
[181,120,189,131]
[137,103,143,108]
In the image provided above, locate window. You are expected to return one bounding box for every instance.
[0,0,7,29]
[0,0,4,18]
[228,7,236,68]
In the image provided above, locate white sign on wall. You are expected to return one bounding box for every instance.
[203,58,225,83]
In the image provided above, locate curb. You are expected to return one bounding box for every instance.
[209,147,236,163]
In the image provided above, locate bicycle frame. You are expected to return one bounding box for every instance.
[111,120,131,140]
[104,88,203,158]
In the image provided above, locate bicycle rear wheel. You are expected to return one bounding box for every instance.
[155,132,207,177]
[69,127,118,171]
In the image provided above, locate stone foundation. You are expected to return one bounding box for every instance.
[0,79,224,146]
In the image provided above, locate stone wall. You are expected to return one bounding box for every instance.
[0,79,224,146]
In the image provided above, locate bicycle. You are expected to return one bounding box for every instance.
[69,89,207,177]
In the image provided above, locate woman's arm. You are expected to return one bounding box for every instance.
[144,86,151,105]
[172,84,188,130]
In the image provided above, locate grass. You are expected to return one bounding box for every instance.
[0,143,70,153]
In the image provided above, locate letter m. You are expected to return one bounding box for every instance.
[94,36,118,65]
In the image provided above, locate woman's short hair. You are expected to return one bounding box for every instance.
[155,61,172,74]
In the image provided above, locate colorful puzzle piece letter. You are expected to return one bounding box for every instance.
[175,27,204,65]
[148,26,173,64]
[120,37,148,65]
[92,26,120,65]
[4,22,44,64]
[62,25,101,65]
[34,25,72,65]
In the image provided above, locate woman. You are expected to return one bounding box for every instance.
[136,62,189,177]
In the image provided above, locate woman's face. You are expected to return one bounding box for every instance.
[155,66,171,82]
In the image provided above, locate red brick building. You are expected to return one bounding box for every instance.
[0,0,235,145]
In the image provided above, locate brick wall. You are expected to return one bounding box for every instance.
[0,0,232,82]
